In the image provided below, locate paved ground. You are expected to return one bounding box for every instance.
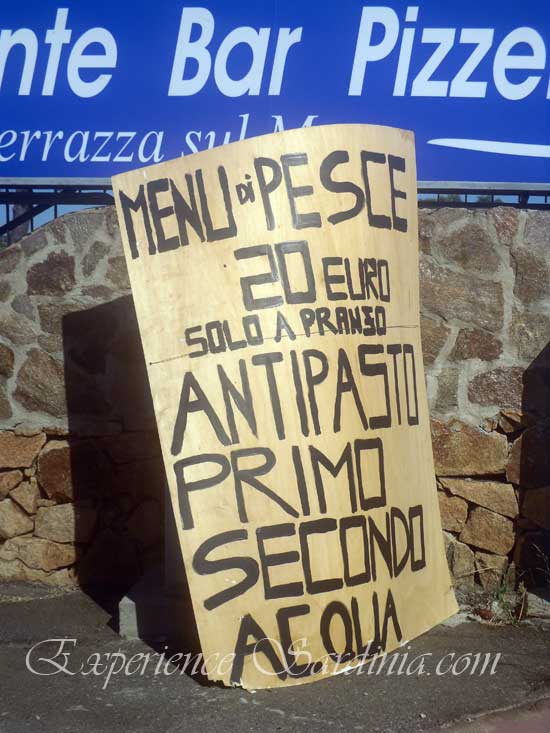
[1,583,549,732]
[449,699,550,732]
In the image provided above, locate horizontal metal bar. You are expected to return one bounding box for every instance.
[0,177,112,188]
[0,191,114,206]
[419,200,549,209]
[1,178,549,195]
[417,181,550,194]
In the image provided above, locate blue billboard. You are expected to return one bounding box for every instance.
[1,1,549,182]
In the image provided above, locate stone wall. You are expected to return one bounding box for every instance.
[421,207,550,591]
[0,205,548,593]
[0,208,164,588]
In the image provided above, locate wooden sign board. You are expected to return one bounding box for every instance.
[112,124,457,689]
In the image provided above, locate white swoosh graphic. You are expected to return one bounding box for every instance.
[428,138,550,158]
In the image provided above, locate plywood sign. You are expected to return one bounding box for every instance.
[112,124,457,689]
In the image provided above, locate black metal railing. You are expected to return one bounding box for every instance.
[1,179,549,246]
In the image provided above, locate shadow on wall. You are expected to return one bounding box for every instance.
[516,341,550,588]
[61,295,199,651]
